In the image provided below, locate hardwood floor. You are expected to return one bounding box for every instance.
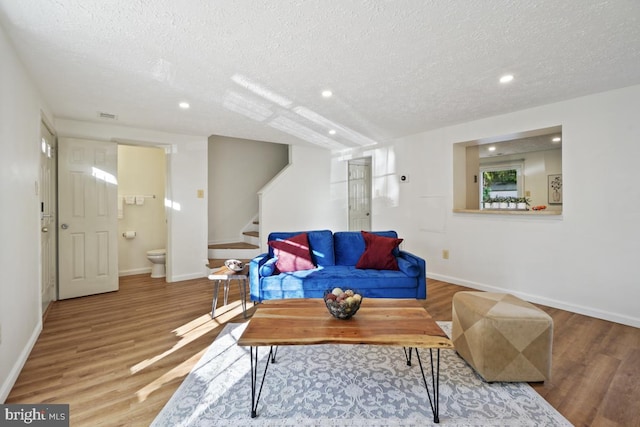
[6,277,640,426]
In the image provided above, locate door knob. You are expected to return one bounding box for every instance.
[41,227,48,233]
[61,223,69,229]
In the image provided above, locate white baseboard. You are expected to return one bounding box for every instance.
[167,272,208,282]
[428,273,640,328]
[118,267,152,277]
[1,320,42,402]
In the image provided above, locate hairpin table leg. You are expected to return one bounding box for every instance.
[414,348,442,424]
[249,346,276,418]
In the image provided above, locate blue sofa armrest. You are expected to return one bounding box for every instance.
[250,253,270,302]
[398,250,427,299]
[397,257,420,277]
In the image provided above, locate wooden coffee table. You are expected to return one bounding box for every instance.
[237,298,454,423]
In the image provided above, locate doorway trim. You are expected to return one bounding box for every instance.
[39,118,57,316]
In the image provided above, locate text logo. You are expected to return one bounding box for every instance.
[1,404,69,426]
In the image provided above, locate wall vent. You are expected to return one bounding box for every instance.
[97,111,118,120]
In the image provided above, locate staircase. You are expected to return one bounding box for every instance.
[207,220,261,263]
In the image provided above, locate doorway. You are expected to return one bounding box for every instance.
[40,121,57,315]
[55,136,174,298]
[348,157,372,231]
[116,144,168,277]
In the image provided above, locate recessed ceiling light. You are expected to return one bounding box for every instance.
[499,74,514,84]
[321,90,333,98]
[329,129,336,135]
[552,136,562,143]
[488,146,496,151]
[179,101,190,109]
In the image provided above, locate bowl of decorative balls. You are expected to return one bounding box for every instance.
[224,259,245,272]
[324,287,363,319]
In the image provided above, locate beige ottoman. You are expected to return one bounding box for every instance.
[452,292,553,382]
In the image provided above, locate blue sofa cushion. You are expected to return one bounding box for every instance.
[334,231,400,266]
[259,265,419,299]
[267,230,335,267]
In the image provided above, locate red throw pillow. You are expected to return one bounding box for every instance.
[356,231,403,270]
[268,232,316,273]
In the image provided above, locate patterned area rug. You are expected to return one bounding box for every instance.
[152,322,571,426]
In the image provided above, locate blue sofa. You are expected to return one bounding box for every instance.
[249,230,426,302]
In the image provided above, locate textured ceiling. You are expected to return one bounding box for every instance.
[1,0,639,150]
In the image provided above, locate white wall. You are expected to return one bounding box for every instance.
[55,119,209,282]
[0,25,52,401]
[166,139,209,281]
[332,84,640,327]
[259,145,343,250]
[117,145,167,275]
[208,135,288,244]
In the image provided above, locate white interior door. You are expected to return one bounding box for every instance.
[40,122,57,313]
[58,138,119,299]
[348,158,372,231]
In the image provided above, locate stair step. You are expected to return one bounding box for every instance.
[243,231,259,238]
[208,244,261,261]
[208,241,258,250]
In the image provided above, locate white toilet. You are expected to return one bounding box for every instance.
[146,248,166,278]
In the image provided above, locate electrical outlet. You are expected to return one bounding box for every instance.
[442,249,449,260]
[197,189,204,198]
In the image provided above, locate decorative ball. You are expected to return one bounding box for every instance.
[324,288,363,319]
